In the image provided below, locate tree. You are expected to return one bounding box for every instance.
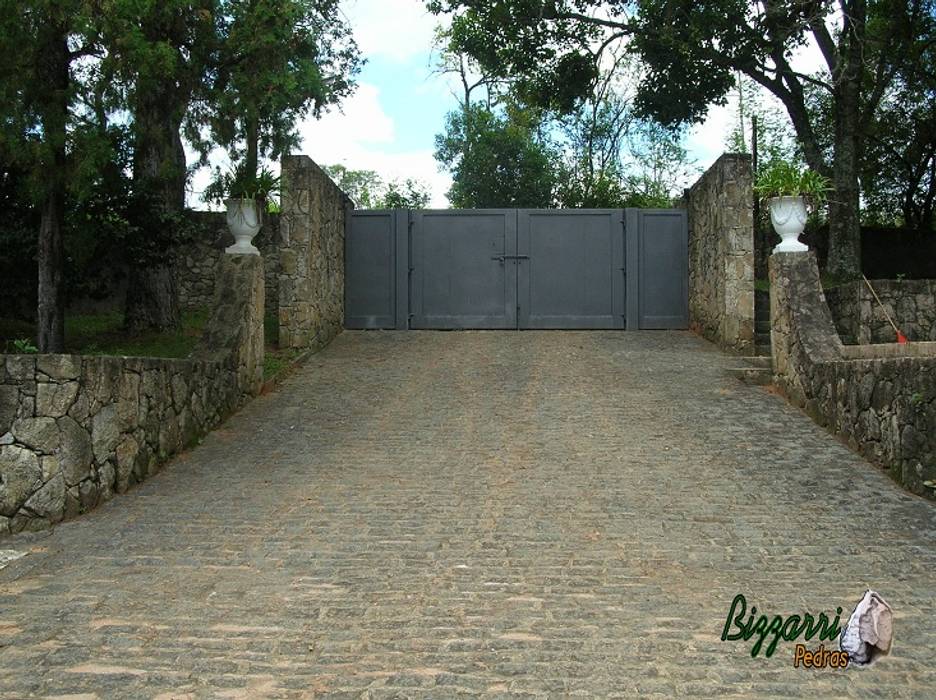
[553,52,632,207]
[428,0,936,277]
[377,179,431,209]
[322,165,382,207]
[726,74,802,166]
[101,1,222,332]
[862,93,936,229]
[0,1,102,351]
[435,103,556,207]
[206,0,360,191]
[322,165,431,208]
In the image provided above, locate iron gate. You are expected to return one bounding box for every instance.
[344,208,687,330]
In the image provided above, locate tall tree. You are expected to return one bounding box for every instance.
[0,1,100,351]
[323,165,431,208]
[102,1,220,332]
[205,0,360,198]
[435,103,556,208]
[726,74,802,166]
[428,0,935,277]
[554,52,693,208]
[322,165,383,208]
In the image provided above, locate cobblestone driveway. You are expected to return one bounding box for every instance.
[2,331,935,698]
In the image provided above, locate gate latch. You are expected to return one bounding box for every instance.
[491,254,530,262]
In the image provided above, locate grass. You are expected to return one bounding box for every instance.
[3,308,299,382]
[1,309,210,358]
[263,347,300,380]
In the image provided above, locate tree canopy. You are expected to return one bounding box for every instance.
[0,0,362,345]
[428,0,936,276]
[323,165,432,209]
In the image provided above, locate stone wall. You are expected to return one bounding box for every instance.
[824,279,936,344]
[176,211,280,317]
[683,153,755,354]
[278,155,351,350]
[0,256,264,536]
[769,252,936,499]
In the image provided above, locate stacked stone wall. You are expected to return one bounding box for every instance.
[176,211,280,318]
[0,256,264,536]
[825,279,936,344]
[770,252,936,498]
[683,154,755,353]
[278,156,350,350]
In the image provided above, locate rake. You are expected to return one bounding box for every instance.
[862,275,908,344]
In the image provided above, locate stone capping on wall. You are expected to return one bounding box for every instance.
[683,153,755,354]
[278,155,352,351]
[0,256,265,537]
[769,252,936,499]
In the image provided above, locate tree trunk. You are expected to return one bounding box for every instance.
[123,266,180,332]
[827,128,862,278]
[245,113,259,184]
[36,27,69,353]
[125,90,187,333]
[36,183,65,353]
[825,1,865,279]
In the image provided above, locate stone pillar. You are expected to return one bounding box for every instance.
[194,255,265,398]
[768,252,843,411]
[278,155,350,350]
[684,154,755,354]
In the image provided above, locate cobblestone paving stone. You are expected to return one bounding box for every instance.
[1,331,935,699]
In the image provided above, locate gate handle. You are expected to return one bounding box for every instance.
[491,254,529,261]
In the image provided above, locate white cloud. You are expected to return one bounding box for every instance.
[188,81,451,208]
[343,0,442,64]
[302,83,395,147]
[296,83,450,206]
[686,101,736,172]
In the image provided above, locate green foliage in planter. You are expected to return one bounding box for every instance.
[754,161,831,202]
[204,165,281,210]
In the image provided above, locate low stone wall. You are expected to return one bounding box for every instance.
[0,256,264,536]
[683,154,755,354]
[769,252,936,498]
[825,279,936,345]
[177,212,280,317]
[278,155,350,350]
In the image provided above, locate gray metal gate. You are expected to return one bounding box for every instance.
[344,208,687,330]
[410,210,517,329]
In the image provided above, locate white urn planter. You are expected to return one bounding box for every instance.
[225,198,262,255]
[768,195,809,253]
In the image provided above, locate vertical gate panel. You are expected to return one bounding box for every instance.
[410,210,517,329]
[394,209,409,329]
[345,211,397,329]
[518,210,624,329]
[635,209,689,329]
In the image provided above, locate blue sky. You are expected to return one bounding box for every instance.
[192,0,806,208]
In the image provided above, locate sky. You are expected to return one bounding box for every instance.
[189,0,821,209]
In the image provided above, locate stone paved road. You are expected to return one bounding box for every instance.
[2,331,935,699]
